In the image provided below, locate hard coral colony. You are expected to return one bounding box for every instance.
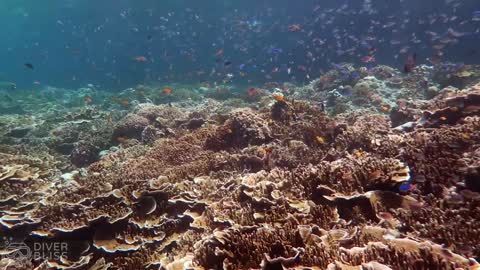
[1,1,480,270]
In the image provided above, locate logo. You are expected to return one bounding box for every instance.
[1,236,69,266]
[1,237,32,267]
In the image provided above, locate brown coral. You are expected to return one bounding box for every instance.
[206,108,272,150]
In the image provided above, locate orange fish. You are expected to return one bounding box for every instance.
[353,149,365,158]
[379,104,391,112]
[320,75,333,84]
[272,93,285,102]
[288,24,301,31]
[84,96,93,103]
[361,55,375,63]
[377,212,394,220]
[120,99,130,106]
[315,136,326,144]
[215,49,224,56]
[246,87,258,97]
[132,56,147,62]
[162,88,173,94]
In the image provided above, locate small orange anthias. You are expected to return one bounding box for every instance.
[120,99,130,106]
[132,56,147,62]
[288,24,301,31]
[379,104,391,112]
[315,136,326,145]
[162,87,173,94]
[246,87,258,97]
[84,96,93,103]
[272,93,286,102]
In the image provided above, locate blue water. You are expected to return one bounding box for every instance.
[1,0,479,90]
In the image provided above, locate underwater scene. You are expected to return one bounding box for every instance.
[1,0,480,269]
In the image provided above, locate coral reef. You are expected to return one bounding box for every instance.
[0,68,479,269]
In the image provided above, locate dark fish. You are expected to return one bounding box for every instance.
[351,72,360,79]
[24,63,34,69]
[404,53,416,73]
[338,87,352,96]
[224,61,232,66]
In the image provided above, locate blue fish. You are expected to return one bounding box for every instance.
[267,47,283,54]
[332,63,348,73]
[399,182,414,192]
[239,64,246,70]
[331,63,342,69]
